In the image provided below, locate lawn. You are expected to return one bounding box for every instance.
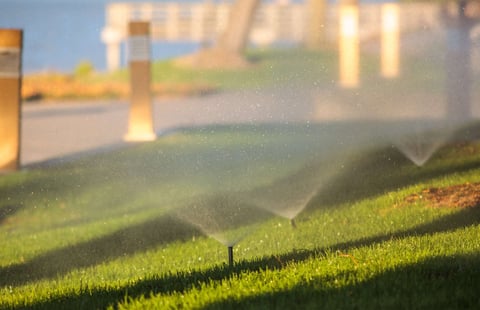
[5,22,480,309]
[1,120,480,309]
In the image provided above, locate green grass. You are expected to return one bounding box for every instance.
[74,38,480,106]
[1,121,480,309]
[96,48,339,91]
[99,44,438,90]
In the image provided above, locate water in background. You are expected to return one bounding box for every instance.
[0,0,199,73]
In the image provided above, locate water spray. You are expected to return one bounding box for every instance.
[228,246,234,267]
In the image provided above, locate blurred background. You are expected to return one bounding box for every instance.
[3,0,476,74]
[0,0,200,73]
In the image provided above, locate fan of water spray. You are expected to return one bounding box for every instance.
[245,160,336,227]
[393,121,456,167]
[174,192,272,266]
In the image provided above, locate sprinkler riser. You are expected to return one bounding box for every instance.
[290,218,297,228]
[228,246,234,267]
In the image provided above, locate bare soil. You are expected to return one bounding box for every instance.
[405,182,480,208]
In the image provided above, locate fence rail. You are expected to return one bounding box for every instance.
[101,2,442,71]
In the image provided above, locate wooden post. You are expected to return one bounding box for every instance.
[338,0,359,88]
[305,0,327,50]
[0,29,22,172]
[381,3,400,78]
[124,21,156,142]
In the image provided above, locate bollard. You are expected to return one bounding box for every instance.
[124,21,156,142]
[305,0,327,50]
[0,29,22,172]
[228,246,234,267]
[338,0,359,88]
[381,3,400,78]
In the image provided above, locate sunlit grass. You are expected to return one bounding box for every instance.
[1,123,480,309]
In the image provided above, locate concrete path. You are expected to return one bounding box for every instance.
[21,89,316,166]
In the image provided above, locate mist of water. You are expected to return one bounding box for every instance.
[393,122,454,167]
[244,160,338,222]
[7,1,480,282]
[174,192,273,247]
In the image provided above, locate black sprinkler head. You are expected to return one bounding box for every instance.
[228,246,234,267]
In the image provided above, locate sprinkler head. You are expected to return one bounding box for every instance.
[290,218,297,229]
[228,246,234,267]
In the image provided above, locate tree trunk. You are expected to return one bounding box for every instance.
[215,0,260,54]
[176,0,261,69]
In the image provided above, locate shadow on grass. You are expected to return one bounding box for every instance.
[243,140,480,220]
[23,204,480,309]
[0,214,201,287]
[5,137,477,289]
[203,253,480,309]
[0,194,273,288]
[0,204,23,224]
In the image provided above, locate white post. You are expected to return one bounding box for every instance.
[102,27,123,72]
[381,3,400,78]
[338,0,359,88]
[166,3,180,40]
[191,4,205,42]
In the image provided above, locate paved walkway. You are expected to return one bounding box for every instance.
[21,89,316,166]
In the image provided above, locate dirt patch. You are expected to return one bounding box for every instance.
[404,183,480,208]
